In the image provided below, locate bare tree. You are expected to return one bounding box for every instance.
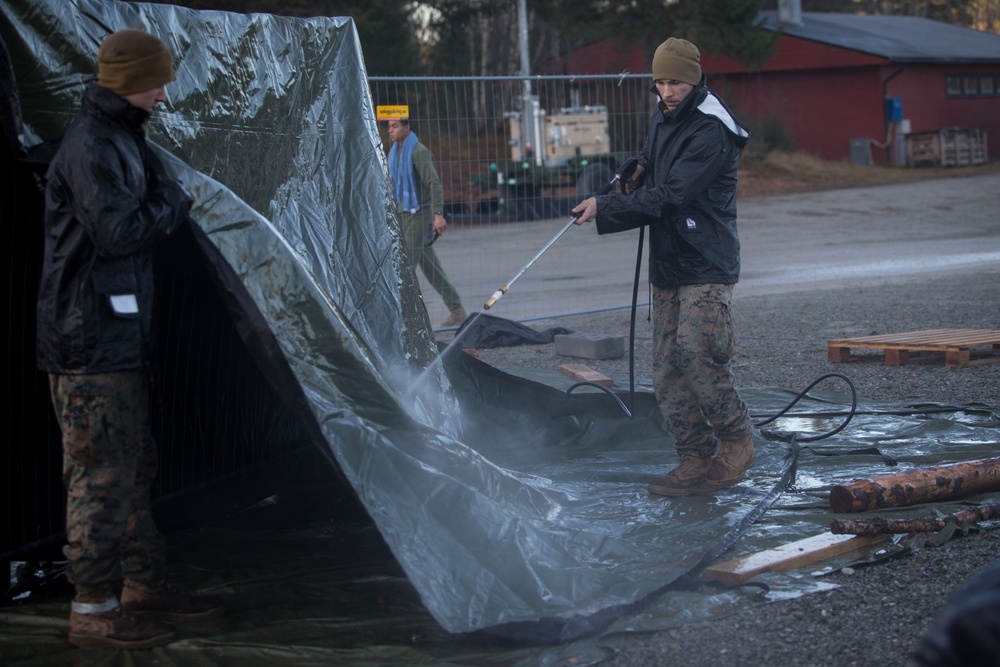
[849,0,984,25]
[968,0,1000,31]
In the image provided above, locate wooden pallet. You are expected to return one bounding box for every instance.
[827,328,1000,368]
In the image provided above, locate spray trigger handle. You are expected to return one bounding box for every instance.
[616,157,639,180]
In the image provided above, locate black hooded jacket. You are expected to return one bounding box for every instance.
[595,77,750,287]
[36,83,192,374]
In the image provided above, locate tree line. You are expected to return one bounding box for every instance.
[152,0,998,76]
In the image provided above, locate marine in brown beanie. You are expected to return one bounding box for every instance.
[572,37,756,498]
[37,28,224,649]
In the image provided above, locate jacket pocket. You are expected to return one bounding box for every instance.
[90,259,143,357]
[673,217,706,268]
[91,260,140,319]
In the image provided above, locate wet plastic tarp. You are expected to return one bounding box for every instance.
[2,1,999,656]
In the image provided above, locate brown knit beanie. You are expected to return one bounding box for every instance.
[97,29,174,96]
[651,37,701,86]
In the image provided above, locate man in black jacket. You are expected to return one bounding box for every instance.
[38,29,222,649]
[572,37,755,498]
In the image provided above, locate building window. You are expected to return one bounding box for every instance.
[947,72,1000,97]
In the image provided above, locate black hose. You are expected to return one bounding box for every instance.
[627,226,645,417]
[564,159,644,420]
[752,372,858,442]
[566,381,632,417]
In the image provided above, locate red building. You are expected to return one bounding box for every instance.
[562,11,1000,165]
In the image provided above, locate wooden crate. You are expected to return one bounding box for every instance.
[827,329,1000,368]
[906,132,939,167]
[906,127,988,168]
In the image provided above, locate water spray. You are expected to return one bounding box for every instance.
[484,158,638,310]
[406,158,639,408]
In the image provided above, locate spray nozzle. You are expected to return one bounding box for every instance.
[484,286,508,310]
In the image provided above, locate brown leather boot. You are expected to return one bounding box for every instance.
[438,307,468,328]
[69,607,177,649]
[695,433,756,491]
[648,454,713,497]
[121,580,225,623]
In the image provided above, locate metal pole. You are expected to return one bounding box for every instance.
[517,0,538,166]
[518,0,531,84]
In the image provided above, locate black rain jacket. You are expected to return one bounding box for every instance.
[595,77,750,287]
[36,83,192,374]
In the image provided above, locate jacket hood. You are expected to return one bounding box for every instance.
[651,76,750,148]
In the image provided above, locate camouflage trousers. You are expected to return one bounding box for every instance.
[651,284,752,459]
[400,208,463,312]
[49,370,166,603]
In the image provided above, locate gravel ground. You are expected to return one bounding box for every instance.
[466,270,1000,667]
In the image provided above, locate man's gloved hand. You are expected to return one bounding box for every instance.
[625,164,645,192]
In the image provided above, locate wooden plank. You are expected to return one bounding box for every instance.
[557,364,613,387]
[702,532,891,586]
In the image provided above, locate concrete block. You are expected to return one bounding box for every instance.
[554,332,624,360]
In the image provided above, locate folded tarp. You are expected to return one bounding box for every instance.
[455,312,574,349]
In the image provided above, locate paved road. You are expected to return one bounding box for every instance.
[421,173,1000,324]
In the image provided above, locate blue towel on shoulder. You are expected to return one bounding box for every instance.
[388,132,420,213]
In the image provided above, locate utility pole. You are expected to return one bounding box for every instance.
[518,0,541,166]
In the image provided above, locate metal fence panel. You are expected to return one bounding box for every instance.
[370,75,655,324]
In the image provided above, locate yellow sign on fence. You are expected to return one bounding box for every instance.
[376,105,409,120]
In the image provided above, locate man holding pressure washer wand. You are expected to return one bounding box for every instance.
[572,37,755,498]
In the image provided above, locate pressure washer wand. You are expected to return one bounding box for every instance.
[484,158,638,310]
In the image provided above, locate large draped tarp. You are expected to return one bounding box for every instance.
[0,0,672,637]
[2,1,998,653]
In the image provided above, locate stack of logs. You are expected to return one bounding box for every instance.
[830,458,1000,536]
[702,458,1000,586]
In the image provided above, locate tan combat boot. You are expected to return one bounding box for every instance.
[121,580,225,623]
[69,606,177,649]
[696,433,756,491]
[438,307,468,328]
[648,454,713,497]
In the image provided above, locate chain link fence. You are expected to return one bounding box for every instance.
[369,74,656,323]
